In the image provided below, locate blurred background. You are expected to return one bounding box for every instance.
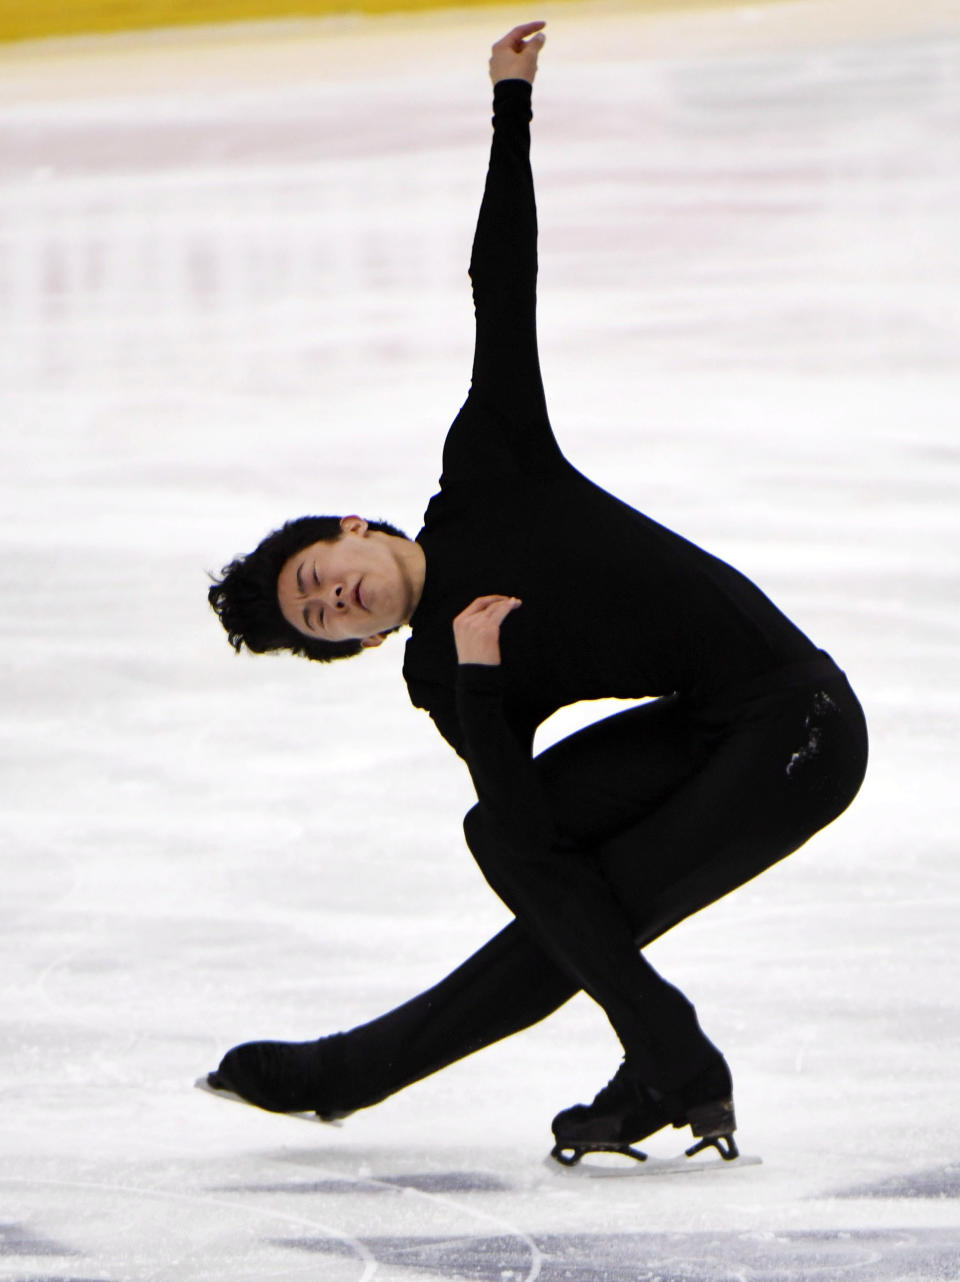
[1,1,958,1279]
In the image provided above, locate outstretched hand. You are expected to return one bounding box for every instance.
[489,21,547,86]
[453,595,522,666]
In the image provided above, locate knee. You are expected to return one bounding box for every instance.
[463,803,515,881]
[463,803,490,858]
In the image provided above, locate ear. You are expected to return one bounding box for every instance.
[360,633,388,649]
[340,515,368,536]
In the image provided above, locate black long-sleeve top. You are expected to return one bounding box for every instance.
[403,79,819,851]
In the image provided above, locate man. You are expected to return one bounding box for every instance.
[203,22,868,1166]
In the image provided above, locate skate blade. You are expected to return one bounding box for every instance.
[544,1150,762,1178]
[193,1076,341,1125]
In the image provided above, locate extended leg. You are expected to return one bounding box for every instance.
[208,679,865,1116]
[207,695,705,1112]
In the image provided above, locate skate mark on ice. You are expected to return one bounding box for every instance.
[0,1176,378,1282]
[277,1232,537,1276]
[828,1161,960,1199]
[218,1170,511,1195]
[0,1276,111,1282]
[255,1161,541,1282]
[273,1227,960,1281]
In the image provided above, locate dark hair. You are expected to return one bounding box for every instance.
[208,514,409,663]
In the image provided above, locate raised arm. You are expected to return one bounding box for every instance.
[445,22,564,482]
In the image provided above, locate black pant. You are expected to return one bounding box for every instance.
[328,658,867,1111]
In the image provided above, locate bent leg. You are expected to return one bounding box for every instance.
[319,693,740,1107]
[213,679,866,1112]
[210,695,708,1112]
[599,674,869,946]
[462,675,867,1091]
[464,804,720,1088]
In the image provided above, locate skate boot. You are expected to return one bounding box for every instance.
[550,1055,737,1167]
[204,1035,353,1121]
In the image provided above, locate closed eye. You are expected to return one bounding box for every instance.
[306,564,324,632]
[301,603,324,634]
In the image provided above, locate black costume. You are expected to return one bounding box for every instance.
[210,79,868,1124]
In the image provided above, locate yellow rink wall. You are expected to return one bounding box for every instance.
[0,0,737,47]
[0,0,557,44]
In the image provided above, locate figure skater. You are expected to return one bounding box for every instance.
[202,21,867,1165]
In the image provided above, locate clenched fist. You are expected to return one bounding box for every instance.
[453,595,523,666]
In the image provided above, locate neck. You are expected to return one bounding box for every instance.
[399,536,427,621]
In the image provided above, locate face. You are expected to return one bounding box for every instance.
[276,517,418,648]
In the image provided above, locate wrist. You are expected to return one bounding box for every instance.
[457,663,505,691]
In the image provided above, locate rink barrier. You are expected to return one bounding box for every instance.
[2,0,542,46]
[0,0,738,48]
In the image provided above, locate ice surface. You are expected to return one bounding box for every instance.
[1,1,959,1279]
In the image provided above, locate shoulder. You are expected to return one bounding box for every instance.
[440,393,571,492]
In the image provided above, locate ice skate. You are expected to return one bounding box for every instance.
[200,1036,353,1121]
[550,1055,738,1167]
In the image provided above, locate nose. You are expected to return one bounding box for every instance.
[303,574,350,613]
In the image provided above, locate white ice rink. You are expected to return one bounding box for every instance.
[1,0,959,1277]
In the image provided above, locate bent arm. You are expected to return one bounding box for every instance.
[452,596,557,856]
[456,663,558,857]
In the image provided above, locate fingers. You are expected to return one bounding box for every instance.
[456,594,522,620]
[462,594,520,609]
[452,595,522,666]
[481,597,522,628]
[489,21,546,85]
[497,20,546,51]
